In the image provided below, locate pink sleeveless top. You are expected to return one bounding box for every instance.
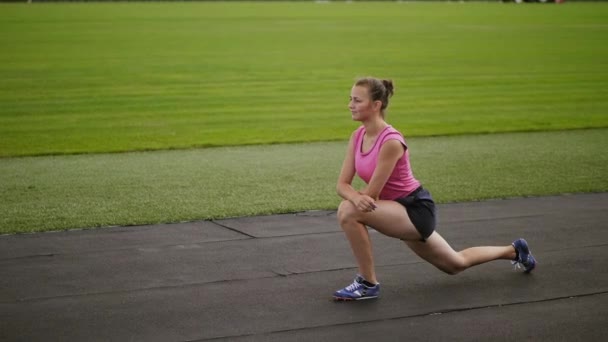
[354,125,420,200]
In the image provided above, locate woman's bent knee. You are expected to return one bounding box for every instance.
[337,200,360,225]
[440,266,463,275]
[438,260,467,275]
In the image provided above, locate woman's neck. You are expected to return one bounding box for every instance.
[363,117,388,137]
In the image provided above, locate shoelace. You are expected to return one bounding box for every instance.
[345,281,364,292]
[511,255,530,271]
[511,260,523,270]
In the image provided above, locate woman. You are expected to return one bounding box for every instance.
[333,77,536,301]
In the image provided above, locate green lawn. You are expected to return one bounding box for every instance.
[1,2,607,234]
[1,128,606,234]
[1,2,607,156]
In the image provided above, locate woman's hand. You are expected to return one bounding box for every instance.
[351,194,377,213]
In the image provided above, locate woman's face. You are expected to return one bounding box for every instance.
[349,85,378,121]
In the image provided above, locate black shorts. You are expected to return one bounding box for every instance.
[394,186,436,242]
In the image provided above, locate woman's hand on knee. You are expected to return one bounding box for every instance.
[351,194,377,213]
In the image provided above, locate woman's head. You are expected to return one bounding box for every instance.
[349,77,394,120]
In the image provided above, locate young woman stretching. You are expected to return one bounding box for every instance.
[333,77,536,301]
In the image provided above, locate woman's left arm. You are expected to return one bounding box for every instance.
[360,139,405,200]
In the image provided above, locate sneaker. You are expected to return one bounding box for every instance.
[512,238,537,273]
[333,275,380,301]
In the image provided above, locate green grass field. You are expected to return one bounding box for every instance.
[1,2,607,234]
[1,2,607,156]
[2,129,607,234]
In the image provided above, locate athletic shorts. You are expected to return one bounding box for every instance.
[394,186,436,242]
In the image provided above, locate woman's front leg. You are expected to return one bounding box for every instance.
[337,200,378,284]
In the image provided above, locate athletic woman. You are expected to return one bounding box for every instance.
[333,77,536,301]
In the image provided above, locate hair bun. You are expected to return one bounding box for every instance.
[382,79,394,97]
[353,76,395,115]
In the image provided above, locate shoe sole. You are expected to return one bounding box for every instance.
[333,295,379,301]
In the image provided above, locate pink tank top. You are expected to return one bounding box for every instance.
[354,125,420,200]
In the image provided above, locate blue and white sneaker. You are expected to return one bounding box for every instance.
[333,275,380,301]
[512,238,537,273]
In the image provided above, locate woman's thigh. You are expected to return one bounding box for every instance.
[356,200,423,241]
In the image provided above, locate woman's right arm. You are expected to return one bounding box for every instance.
[336,132,376,211]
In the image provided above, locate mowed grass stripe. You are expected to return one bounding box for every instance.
[4,71,606,103]
[1,3,608,156]
[1,129,606,234]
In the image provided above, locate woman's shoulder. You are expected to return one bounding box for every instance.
[381,125,405,138]
[380,126,406,145]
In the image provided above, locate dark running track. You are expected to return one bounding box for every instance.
[1,193,607,341]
